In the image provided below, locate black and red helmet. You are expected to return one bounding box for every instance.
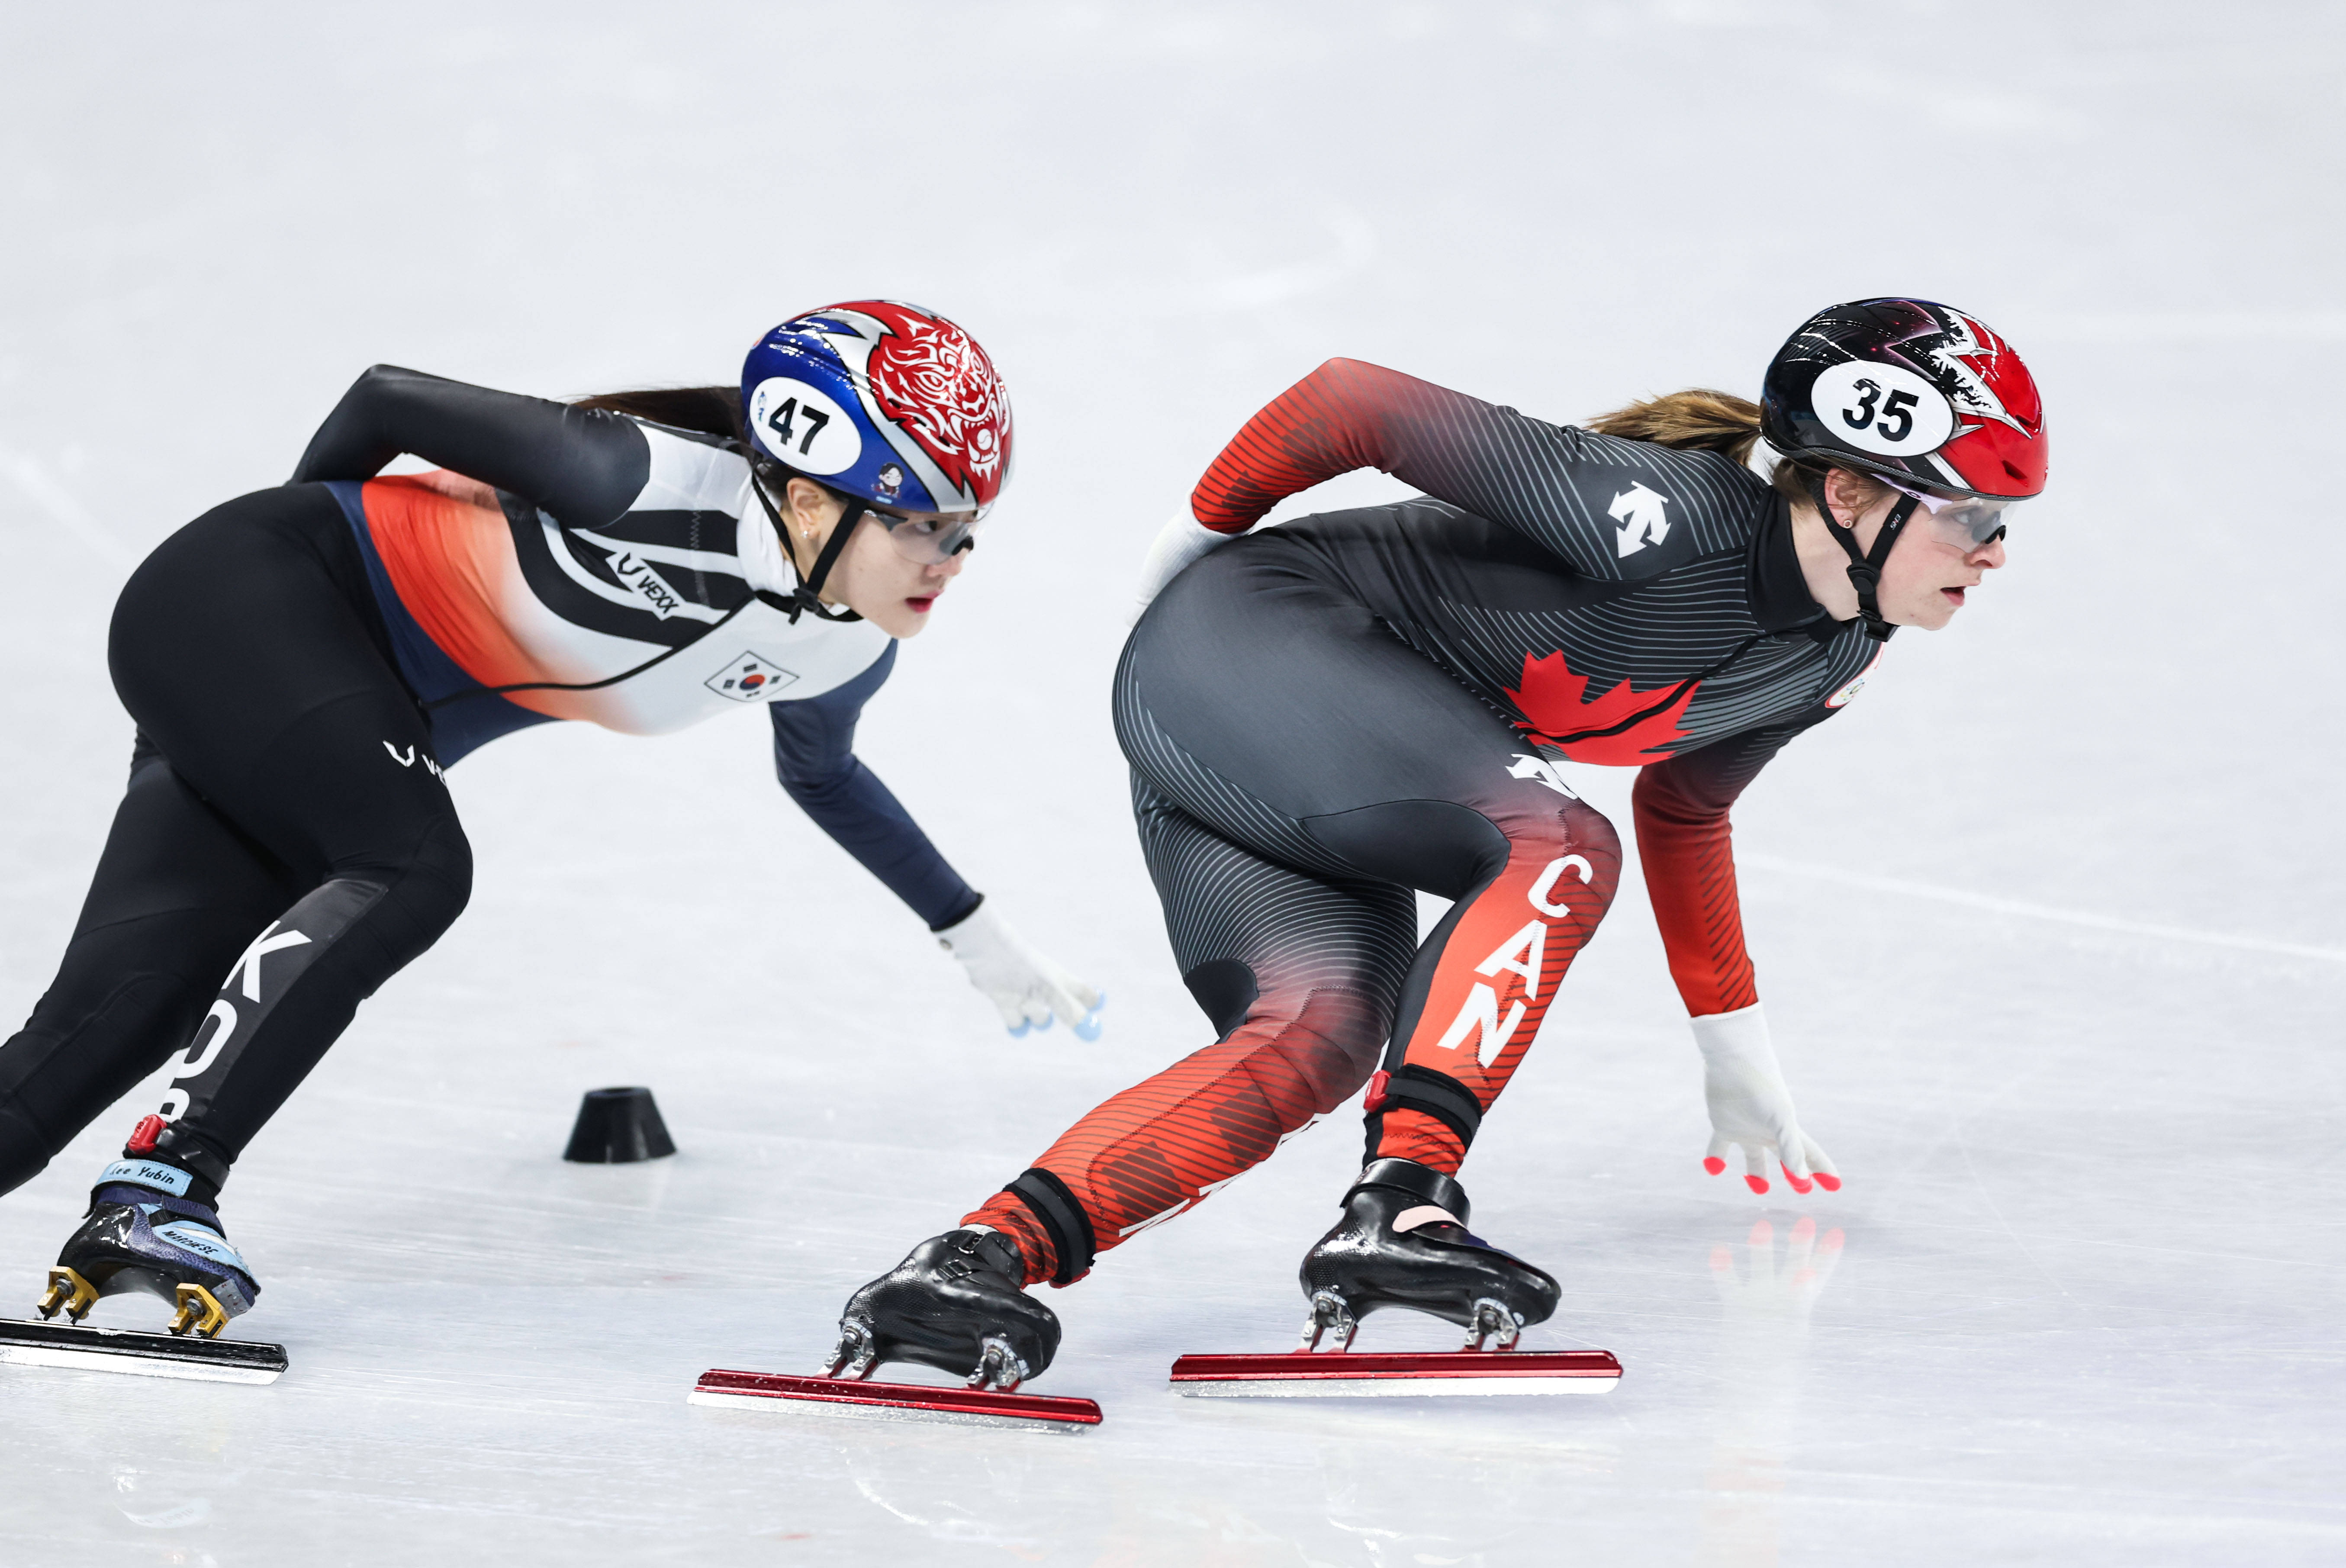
[1761,299,2047,500]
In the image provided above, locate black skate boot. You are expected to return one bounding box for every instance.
[1297,1158,1559,1352]
[827,1229,1060,1391]
[35,1145,258,1340]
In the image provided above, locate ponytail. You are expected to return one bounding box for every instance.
[573,386,746,446]
[1587,387,1887,512]
[1585,388,1764,466]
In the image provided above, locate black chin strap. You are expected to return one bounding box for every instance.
[751,473,866,624]
[1809,472,1921,643]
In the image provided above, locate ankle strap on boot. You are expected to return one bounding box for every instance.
[1346,1158,1471,1225]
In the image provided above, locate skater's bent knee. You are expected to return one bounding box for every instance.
[1240,986,1389,1110]
[341,819,472,959]
[1515,806,1622,907]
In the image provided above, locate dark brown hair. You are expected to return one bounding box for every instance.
[573,386,746,446]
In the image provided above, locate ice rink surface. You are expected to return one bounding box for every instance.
[3,2,2342,1562]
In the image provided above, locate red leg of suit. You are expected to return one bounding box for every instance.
[1367,802,1622,1172]
[968,794,1620,1286]
[968,988,1388,1286]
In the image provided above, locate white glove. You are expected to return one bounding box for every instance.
[1130,505,1238,625]
[936,902,1105,1040]
[1691,1004,1839,1197]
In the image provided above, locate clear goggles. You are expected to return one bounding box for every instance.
[864,504,982,564]
[1878,474,2015,551]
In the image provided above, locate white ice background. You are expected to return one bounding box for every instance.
[2,3,2342,1563]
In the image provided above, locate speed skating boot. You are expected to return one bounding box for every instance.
[1297,1158,1559,1352]
[827,1229,1061,1391]
[37,1149,258,1340]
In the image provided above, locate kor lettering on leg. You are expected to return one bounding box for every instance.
[226,920,312,1001]
[152,879,390,1127]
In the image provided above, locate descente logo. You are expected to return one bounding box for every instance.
[611,553,685,619]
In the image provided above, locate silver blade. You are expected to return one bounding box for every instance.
[0,1317,285,1385]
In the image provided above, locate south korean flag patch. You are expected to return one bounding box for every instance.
[705,651,801,703]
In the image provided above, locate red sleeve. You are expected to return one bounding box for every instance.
[1631,720,1818,1017]
[1188,355,1692,580]
[1191,358,1411,532]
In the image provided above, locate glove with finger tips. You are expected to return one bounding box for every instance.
[1690,1004,1841,1197]
[936,901,1106,1041]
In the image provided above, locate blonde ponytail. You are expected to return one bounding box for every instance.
[1585,389,1765,466]
[1586,387,1891,514]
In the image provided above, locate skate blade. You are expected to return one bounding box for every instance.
[1169,1349,1621,1398]
[687,1368,1101,1433]
[0,1317,286,1384]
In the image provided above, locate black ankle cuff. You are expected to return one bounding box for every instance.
[1361,1066,1484,1156]
[1004,1168,1097,1287]
[150,1125,231,1194]
[1347,1158,1471,1226]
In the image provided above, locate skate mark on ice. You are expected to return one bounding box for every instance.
[1740,854,2346,964]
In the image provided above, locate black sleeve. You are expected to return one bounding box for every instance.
[769,645,983,931]
[289,364,652,531]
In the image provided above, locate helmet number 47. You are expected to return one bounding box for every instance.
[765,397,830,457]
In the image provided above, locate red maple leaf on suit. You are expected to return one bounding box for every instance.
[1505,650,1698,766]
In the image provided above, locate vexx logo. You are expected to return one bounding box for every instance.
[611,552,685,619]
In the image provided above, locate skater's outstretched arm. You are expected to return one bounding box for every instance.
[1632,717,1819,1017]
[769,646,978,931]
[1632,717,1840,1197]
[290,365,652,531]
[770,652,1102,1038]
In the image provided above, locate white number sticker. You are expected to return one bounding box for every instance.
[1810,360,1954,457]
[747,376,862,476]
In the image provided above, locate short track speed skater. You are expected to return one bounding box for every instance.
[1169,1159,1621,1397]
[688,1230,1101,1432]
[0,1146,285,1383]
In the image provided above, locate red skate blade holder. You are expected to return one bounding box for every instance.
[688,1368,1102,1433]
[1169,1347,1622,1399]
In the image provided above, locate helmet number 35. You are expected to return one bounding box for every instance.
[748,376,863,477]
[1844,380,1916,441]
[1809,361,1953,458]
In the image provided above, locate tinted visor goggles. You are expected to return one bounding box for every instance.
[866,505,982,563]
[1879,475,2015,550]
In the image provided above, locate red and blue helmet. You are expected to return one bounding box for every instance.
[1761,298,2047,500]
[740,301,1013,518]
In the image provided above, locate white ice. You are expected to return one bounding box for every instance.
[3,3,2342,1563]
